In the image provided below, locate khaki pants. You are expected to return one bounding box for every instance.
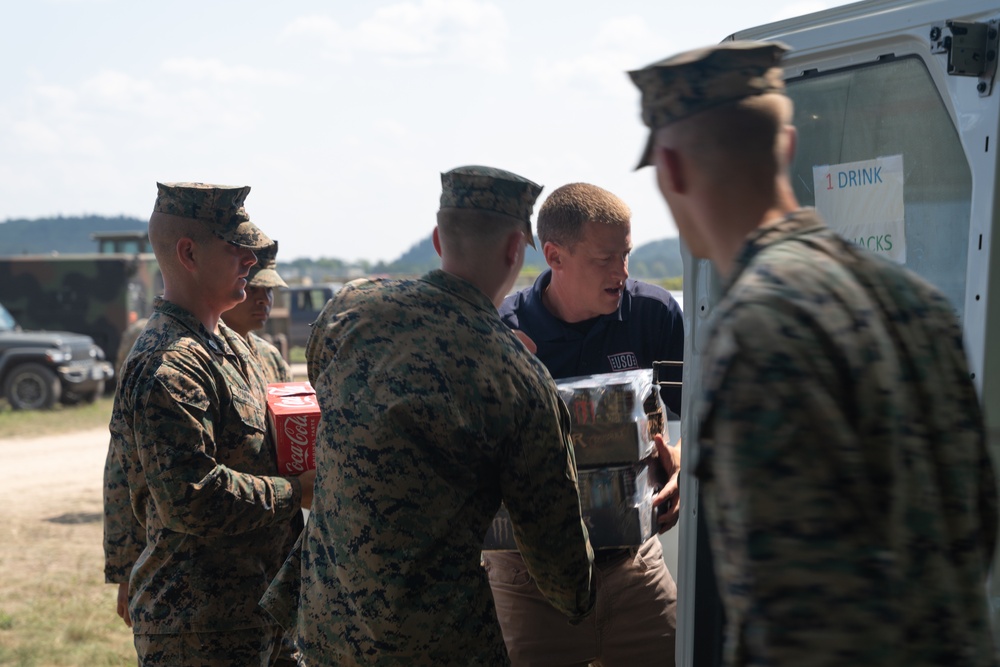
[484,537,677,667]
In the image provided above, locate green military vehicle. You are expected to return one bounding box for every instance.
[0,249,162,383]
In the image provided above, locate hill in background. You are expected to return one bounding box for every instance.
[368,233,683,280]
[0,216,148,255]
[0,215,683,279]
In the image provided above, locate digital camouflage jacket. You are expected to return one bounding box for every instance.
[247,332,292,384]
[695,208,998,666]
[286,270,595,666]
[103,297,302,634]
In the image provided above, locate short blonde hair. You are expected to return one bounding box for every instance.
[537,183,630,248]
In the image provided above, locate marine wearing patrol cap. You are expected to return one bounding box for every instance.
[150,181,272,249]
[629,40,790,169]
[247,241,288,289]
[439,165,543,248]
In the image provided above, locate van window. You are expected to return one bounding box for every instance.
[293,289,332,319]
[0,302,15,332]
[787,55,972,321]
[294,290,312,313]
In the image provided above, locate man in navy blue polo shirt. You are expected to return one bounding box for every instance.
[486,182,684,666]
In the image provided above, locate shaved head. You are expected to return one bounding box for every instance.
[436,208,526,258]
[148,213,213,275]
[658,93,794,190]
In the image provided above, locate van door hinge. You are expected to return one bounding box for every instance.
[930,20,999,96]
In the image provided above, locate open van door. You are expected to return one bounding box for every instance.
[678,1,1000,663]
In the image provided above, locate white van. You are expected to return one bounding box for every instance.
[676,1,1000,664]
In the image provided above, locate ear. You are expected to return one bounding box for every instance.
[542,241,562,270]
[176,237,198,273]
[432,227,443,258]
[781,124,798,168]
[505,230,524,267]
[654,145,687,195]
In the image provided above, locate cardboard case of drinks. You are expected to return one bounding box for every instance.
[558,369,666,467]
[483,458,668,551]
[266,381,320,475]
[483,368,674,551]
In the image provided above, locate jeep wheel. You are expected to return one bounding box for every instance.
[4,363,61,410]
[84,379,106,403]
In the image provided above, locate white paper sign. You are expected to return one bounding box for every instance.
[813,155,905,263]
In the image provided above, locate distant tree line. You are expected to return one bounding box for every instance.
[278,235,684,283]
[0,216,684,282]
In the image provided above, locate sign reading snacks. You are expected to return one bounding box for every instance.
[813,154,906,264]
[483,369,675,551]
[266,382,320,475]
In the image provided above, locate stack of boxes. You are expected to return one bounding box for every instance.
[484,368,672,552]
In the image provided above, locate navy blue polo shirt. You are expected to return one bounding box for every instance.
[500,269,684,416]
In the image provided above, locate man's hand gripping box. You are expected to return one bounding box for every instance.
[266,382,319,474]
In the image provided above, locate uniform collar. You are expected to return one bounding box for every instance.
[153,296,239,357]
[723,208,828,295]
[420,269,498,316]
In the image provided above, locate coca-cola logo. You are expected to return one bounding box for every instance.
[282,415,314,473]
[283,415,311,447]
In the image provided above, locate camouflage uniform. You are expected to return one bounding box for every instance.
[116,317,150,379]
[105,298,302,627]
[694,210,998,665]
[292,273,593,665]
[103,182,302,666]
[221,240,293,384]
[249,332,292,382]
[283,166,595,666]
[132,628,283,666]
[243,242,292,384]
[104,325,296,623]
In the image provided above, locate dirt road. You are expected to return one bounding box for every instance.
[0,425,134,664]
[1,426,109,522]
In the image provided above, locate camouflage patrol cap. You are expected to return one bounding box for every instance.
[247,241,288,289]
[629,40,790,169]
[150,181,272,249]
[439,166,543,248]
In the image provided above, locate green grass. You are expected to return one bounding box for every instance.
[0,520,134,666]
[289,346,307,364]
[0,397,114,440]
[653,277,683,291]
[0,593,134,666]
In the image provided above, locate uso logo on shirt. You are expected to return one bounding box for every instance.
[608,352,638,371]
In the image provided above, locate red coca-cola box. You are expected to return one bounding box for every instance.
[266,382,320,475]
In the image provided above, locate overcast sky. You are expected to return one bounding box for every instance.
[0,0,854,263]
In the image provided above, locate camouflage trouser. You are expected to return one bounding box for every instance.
[134,625,287,667]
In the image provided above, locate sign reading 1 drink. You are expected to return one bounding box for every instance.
[813,155,905,264]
